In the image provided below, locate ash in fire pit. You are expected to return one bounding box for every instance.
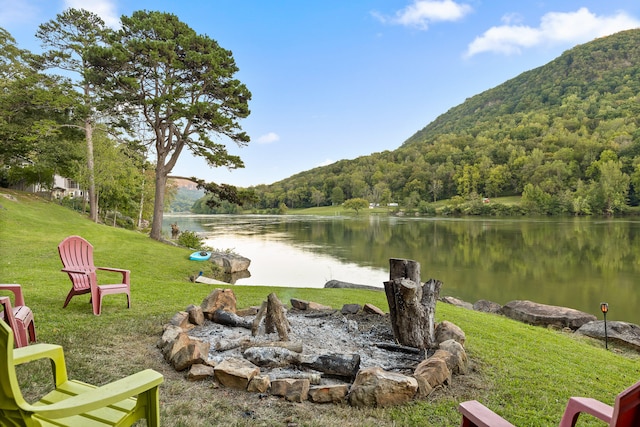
[188,305,426,381]
[160,286,468,407]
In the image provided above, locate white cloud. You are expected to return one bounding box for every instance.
[317,159,335,167]
[256,132,280,144]
[466,7,640,57]
[374,0,472,30]
[63,0,120,28]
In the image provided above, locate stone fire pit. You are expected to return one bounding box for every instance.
[158,288,468,407]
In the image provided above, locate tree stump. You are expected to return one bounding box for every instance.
[383,258,442,349]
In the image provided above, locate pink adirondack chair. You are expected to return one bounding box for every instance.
[459,379,640,427]
[0,284,36,348]
[57,236,131,316]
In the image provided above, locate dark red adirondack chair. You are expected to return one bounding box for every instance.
[0,284,36,348]
[57,236,131,316]
[459,379,640,427]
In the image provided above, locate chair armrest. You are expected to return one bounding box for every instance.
[459,400,516,427]
[61,268,94,275]
[0,284,26,306]
[96,267,130,283]
[13,343,69,385]
[23,369,164,419]
[558,397,613,427]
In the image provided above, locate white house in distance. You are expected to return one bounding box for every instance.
[9,174,86,200]
[51,175,85,200]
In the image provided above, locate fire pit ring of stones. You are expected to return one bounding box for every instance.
[158,288,469,407]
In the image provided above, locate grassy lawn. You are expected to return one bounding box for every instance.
[1,189,638,426]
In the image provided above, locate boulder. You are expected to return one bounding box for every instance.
[187,364,215,381]
[341,304,362,315]
[435,321,466,346]
[413,354,451,397]
[169,311,192,329]
[576,320,640,351]
[210,252,251,273]
[247,375,271,393]
[214,358,260,390]
[308,301,333,311]
[172,338,210,371]
[349,367,418,408]
[158,324,183,355]
[308,384,349,403]
[502,300,596,330]
[324,280,382,291]
[473,299,502,314]
[201,288,237,318]
[290,298,309,310]
[164,332,191,362]
[440,296,473,310]
[363,303,386,316]
[439,339,468,374]
[270,378,310,402]
[186,304,205,326]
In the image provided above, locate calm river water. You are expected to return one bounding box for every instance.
[165,214,640,325]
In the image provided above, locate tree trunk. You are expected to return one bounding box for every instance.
[150,165,168,240]
[383,258,442,349]
[137,166,146,229]
[85,116,98,223]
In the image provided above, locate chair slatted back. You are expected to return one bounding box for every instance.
[611,380,640,427]
[58,235,95,292]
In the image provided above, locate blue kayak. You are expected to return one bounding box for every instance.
[189,251,212,261]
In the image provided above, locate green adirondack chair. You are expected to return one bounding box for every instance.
[0,319,163,426]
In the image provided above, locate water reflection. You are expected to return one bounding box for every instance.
[166,215,640,325]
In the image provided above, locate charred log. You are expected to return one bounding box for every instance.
[212,309,252,329]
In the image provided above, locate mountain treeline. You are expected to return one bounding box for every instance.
[234,29,640,216]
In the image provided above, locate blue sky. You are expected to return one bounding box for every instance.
[2,1,640,187]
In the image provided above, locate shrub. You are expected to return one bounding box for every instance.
[177,230,205,250]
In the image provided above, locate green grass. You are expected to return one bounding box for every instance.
[1,189,639,426]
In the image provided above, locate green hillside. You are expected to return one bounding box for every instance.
[1,190,639,426]
[245,29,640,216]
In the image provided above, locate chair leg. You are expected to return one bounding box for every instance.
[146,387,161,427]
[62,289,75,308]
[14,322,28,348]
[28,319,36,343]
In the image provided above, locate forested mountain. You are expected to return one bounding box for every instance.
[234,29,640,215]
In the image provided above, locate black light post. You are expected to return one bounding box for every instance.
[600,302,609,350]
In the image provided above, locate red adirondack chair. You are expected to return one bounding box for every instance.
[459,379,640,427]
[0,284,36,348]
[57,236,131,316]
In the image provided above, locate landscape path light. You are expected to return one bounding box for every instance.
[600,302,609,350]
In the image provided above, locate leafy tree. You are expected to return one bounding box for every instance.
[90,131,141,221]
[343,198,368,214]
[484,165,509,198]
[456,164,481,198]
[594,160,630,215]
[331,186,345,205]
[0,28,81,185]
[310,187,325,207]
[36,8,115,222]
[91,11,251,240]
